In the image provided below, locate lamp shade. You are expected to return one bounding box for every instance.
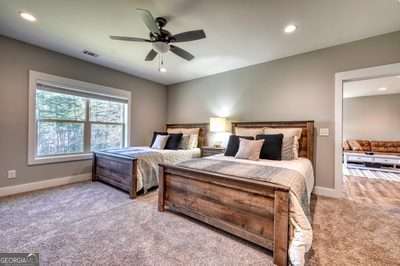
[209,117,230,133]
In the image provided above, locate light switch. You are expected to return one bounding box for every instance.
[319,128,329,136]
[8,170,16,179]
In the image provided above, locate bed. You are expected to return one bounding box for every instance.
[92,123,207,198]
[158,121,314,266]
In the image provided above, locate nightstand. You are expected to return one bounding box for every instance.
[201,146,225,157]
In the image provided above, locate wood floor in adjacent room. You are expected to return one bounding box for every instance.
[1,177,399,266]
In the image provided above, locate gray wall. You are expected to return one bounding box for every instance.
[343,94,400,141]
[167,31,400,189]
[0,36,167,187]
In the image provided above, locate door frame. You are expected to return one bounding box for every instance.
[334,63,400,197]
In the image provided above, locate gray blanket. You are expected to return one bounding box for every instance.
[177,158,310,222]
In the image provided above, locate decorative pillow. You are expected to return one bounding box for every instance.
[348,140,363,151]
[165,133,183,150]
[150,131,167,147]
[179,134,191,149]
[167,128,200,149]
[225,135,254,156]
[167,127,200,135]
[281,136,299,160]
[264,127,302,160]
[255,134,284,160]
[235,138,264,161]
[151,135,169,150]
[235,127,264,138]
[343,140,351,151]
[263,127,302,139]
[351,140,371,152]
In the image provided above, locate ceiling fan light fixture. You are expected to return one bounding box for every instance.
[152,42,170,54]
[159,55,167,73]
[284,24,297,34]
[19,11,37,22]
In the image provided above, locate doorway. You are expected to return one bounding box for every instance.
[335,63,400,199]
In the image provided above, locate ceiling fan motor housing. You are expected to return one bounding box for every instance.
[155,17,167,28]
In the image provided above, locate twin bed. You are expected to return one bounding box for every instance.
[92,123,207,198]
[92,121,315,266]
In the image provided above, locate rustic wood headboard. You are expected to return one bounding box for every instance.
[231,121,315,163]
[165,123,209,148]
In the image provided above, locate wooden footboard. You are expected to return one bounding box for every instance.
[92,152,137,199]
[158,164,290,266]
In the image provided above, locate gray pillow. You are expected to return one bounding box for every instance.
[235,138,264,161]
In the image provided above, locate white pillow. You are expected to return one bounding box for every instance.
[263,127,302,139]
[235,127,263,138]
[264,127,302,160]
[235,138,264,161]
[151,135,169,150]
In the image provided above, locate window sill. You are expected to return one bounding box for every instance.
[28,153,93,165]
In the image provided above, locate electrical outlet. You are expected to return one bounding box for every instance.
[8,170,16,179]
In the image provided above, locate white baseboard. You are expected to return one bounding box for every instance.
[0,173,91,198]
[313,186,342,198]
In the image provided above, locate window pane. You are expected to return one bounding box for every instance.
[36,90,86,121]
[91,124,123,151]
[90,99,124,123]
[37,122,84,156]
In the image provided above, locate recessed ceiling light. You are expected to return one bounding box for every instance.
[284,24,297,34]
[159,67,167,73]
[378,87,387,91]
[19,11,36,22]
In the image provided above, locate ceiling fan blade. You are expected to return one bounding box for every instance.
[170,45,194,61]
[110,36,150,42]
[171,30,206,42]
[136,8,160,35]
[145,49,158,61]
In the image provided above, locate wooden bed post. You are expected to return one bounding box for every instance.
[273,190,290,266]
[129,159,138,199]
[158,165,166,212]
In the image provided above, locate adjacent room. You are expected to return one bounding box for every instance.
[1,1,400,265]
[342,75,400,205]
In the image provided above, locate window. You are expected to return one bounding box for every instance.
[28,71,131,165]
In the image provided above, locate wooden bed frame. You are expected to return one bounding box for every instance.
[92,123,208,198]
[158,121,314,266]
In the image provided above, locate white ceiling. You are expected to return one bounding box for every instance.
[1,0,400,85]
[343,75,400,98]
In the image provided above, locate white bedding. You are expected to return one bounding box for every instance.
[209,154,314,266]
[135,147,201,192]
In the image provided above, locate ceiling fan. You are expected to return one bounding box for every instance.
[110,9,206,63]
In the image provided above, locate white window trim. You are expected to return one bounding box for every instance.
[28,70,131,165]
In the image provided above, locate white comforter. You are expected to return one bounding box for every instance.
[135,147,201,192]
[210,154,314,266]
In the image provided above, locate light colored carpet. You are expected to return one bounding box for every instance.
[306,176,400,265]
[1,179,400,265]
[0,182,273,265]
